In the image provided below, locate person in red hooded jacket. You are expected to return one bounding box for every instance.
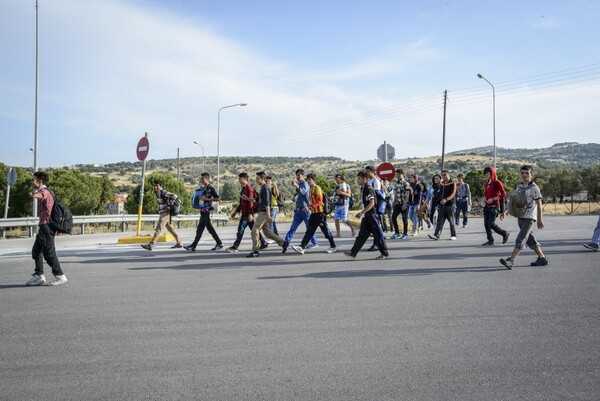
[482,166,510,246]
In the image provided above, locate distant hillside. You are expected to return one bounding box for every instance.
[447,142,600,168]
[77,142,599,194]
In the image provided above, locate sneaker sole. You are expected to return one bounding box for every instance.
[499,259,513,270]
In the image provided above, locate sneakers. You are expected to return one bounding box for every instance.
[306,243,319,250]
[26,274,46,286]
[141,244,153,251]
[530,257,549,266]
[291,245,305,255]
[226,246,239,253]
[499,257,513,270]
[351,230,357,237]
[481,241,494,246]
[171,243,183,249]
[400,234,409,240]
[583,243,599,251]
[390,233,400,239]
[343,252,356,260]
[260,243,269,250]
[48,275,68,286]
[428,234,439,241]
[327,247,338,254]
[450,236,457,241]
[502,232,510,244]
[246,251,260,258]
[211,244,224,251]
[184,245,196,252]
[375,254,389,260]
[367,245,379,252]
[282,240,289,253]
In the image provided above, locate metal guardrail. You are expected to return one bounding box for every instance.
[0,214,229,238]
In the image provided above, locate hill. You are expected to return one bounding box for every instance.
[77,142,599,195]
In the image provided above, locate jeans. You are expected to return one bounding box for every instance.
[591,215,600,245]
[483,206,508,243]
[32,224,63,276]
[284,209,316,245]
[269,206,280,235]
[300,212,336,249]
[350,213,388,256]
[190,211,222,248]
[391,204,408,235]
[434,204,456,237]
[232,214,266,249]
[455,201,469,226]
[408,204,419,232]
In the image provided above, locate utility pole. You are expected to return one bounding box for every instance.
[176,148,180,180]
[441,90,447,173]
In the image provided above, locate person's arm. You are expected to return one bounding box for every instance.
[466,184,472,206]
[356,197,375,219]
[536,198,544,229]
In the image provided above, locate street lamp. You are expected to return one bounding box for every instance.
[477,73,496,169]
[193,141,205,173]
[217,103,247,196]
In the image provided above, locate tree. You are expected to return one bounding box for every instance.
[220,180,238,202]
[580,164,600,202]
[125,173,191,214]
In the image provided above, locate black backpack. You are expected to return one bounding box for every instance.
[47,189,73,234]
[169,197,182,216]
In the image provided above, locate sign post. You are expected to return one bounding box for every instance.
[4,168,16,219]
[135,133,150,236]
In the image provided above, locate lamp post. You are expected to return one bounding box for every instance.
[477,73,496,169]
[217,103,247,195]
[193,141,205,173]
[32,0,40,218]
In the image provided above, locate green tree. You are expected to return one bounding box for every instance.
[125,173,191,214]
[580,164,600,201]
[220,180,238,202]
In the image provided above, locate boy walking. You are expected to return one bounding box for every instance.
[428,170,457,240]
[499,165,549,269]
[391,169,410,239]
[141,180,184,251]
[184,173,224,252]
[332,174,356,237]
[247,172,286,257]
[228,173,267,253]
[283,169,317,252]
[343,172,389,260]
[481,166,510,246]
[291,173,338,254]
[26,171,67,286]
[454,174,471,228]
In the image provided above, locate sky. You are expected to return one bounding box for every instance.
[1,0,599,168]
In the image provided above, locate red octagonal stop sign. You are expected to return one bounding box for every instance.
[376,162,396,180]
[136,136,150,161]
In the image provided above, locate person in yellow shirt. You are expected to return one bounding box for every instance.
[291,173,338,254]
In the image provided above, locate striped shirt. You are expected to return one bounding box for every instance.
[309,185,324,214]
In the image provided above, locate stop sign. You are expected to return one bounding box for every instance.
[136,136,149,161]
[376,162,396,180]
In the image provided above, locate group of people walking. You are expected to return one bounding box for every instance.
[25,163,599,286]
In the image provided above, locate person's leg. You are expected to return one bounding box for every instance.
[448,206,457,237]
[391,204,401,235]
[149,213,168,247]
[165,221,183,246]
[368,214,388,256]
[39,224,63,276]
[592,215,600,244]
[483,207,495,243]
[300,213,320,249]
[455,203,461,226]
[318,214,336,248]
[205,216,223,246]
[284,210,303,243]
[232,216,248,248]
[488,207,508,238]
[401,208,409,236]
[350,218,371,256]
[463,202,469,227]
[190,213,208,248]
[251,213,267,251]
[32,230,45,275]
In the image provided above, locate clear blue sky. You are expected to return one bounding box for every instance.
[1,0,599,168]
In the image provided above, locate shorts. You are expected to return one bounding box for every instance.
[334,206,349,221]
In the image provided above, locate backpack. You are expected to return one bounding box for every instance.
[324,195,334,215]
[169,197,182,216]
[348,192,355,209]
[376,189,387,215]
[191,188,205,209]
[507,183,533,218]
[47,189,73,234]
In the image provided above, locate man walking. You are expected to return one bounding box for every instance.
[291,173,338,254]
[227,173,267,253]
[428,170,457,241]
[343,172,389,260]
[247,172,286,258]
[454,174,471,228]
[499,165,549,269]
[481,166,510,246]
[283,169,317,252]
[390,169,410,240]
[184,173,224,252]
[26,171,67,286]
[332,173,356,238]
[141,179,184,251]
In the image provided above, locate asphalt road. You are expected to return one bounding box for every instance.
[1,215,599,401]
